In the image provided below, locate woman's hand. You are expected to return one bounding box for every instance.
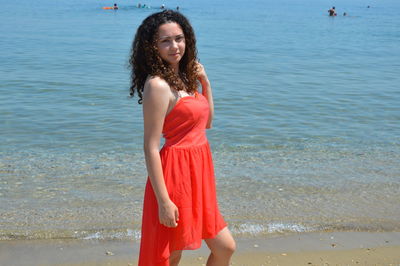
[195,62,209,84]
[195,62,214,128]
[158,199,179,228]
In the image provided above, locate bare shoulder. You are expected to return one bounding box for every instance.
[142,76,173,111]
[144,76,171,97]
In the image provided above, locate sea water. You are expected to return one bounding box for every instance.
[1,0,399,241]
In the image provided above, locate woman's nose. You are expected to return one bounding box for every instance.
[171,40,178,48]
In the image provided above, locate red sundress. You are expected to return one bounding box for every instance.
[138,91,227,266]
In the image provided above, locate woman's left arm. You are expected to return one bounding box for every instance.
[197,63,214,129]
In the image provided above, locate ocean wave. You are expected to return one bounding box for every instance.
[230,222,311,236]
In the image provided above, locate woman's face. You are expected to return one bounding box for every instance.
[156,22,185,71]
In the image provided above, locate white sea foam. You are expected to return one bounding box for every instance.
[82,229,141,241]
[231,222,311,236]
[267,223,309,233]
[80,223,309,241]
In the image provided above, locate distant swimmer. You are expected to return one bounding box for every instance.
[343,12,347,16]
[176,6,179,11]
[328,6,336,16]
[102,4,118,10]
[160,4,165,9]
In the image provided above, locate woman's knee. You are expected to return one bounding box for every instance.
[213,245,235,259]
[213,238,236,257]
[223,238,236,255]
[221,229,236,255]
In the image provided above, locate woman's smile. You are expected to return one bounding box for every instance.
[157,22,186,72]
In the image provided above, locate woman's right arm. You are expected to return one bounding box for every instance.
[142,78,179,228]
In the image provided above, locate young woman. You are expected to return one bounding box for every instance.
[129,10,236,266]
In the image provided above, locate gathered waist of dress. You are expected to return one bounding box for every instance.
[162,139,210,150]
[162,129,208,149]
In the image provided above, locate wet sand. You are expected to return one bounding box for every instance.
[1,232,399,266]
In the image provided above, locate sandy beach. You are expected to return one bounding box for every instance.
[1,231,399,266]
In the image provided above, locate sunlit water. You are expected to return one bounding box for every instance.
[1,0,399,241]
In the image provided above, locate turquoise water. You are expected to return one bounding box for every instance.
[1,0,399,241]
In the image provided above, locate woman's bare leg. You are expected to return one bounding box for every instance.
[169,250,183,266]
[204,227,236,266]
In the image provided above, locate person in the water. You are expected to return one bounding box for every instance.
[113,3,118,9]
[328,6,336,16]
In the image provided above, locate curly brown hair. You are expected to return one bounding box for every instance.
[129,10,199,104]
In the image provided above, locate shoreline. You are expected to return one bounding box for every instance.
[1,231,399,265]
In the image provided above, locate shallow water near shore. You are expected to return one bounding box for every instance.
[1,0,400,241]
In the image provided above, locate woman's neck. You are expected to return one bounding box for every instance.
[171,64,179,74]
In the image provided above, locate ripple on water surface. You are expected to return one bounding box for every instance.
[1,143,399,241]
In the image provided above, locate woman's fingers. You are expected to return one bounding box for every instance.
[168,207,179,227]
[163,220,177,228]
[159,204,179,228]
[196,62,203,70]
[175,208,179,222]
[160,219,173,227]
[195,62,208,83]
